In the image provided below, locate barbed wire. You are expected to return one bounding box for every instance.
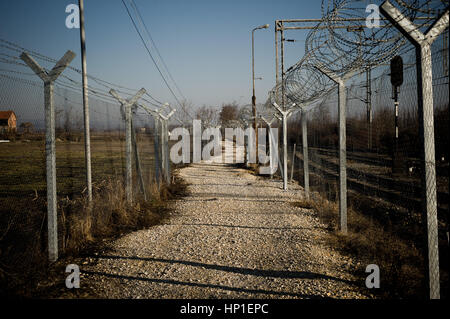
[0,38,202,127]
[0,38,169,109]
[276,0,449,109]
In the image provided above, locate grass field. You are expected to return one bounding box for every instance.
[0,132,158,199]
[0,132,175,296]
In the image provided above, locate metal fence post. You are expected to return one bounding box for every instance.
[301,110,310,199]
[314,65,352,234]
[282,112,287,190]
[380,1,449,299]
[266,126,273,177]
[158,119,171,184]
[244,132,249,167]
[338,80,347,234]
[131,111,147,201]
[153,117,161,187]
[125,99,133,203]
[273,114,283,179]
[277,143,284,180]
[273,102,297,190]
[138,103,175,185]
[290,143,296,181]
[109,88,146,204]
[20,50,76,262]
[166,123,171,183]
[159,120,167,179]
[260,115,278,178]
[163,120,171,184]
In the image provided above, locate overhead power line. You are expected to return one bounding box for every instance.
[129,0,187,102]
[121,0,188,113]
[0,37,165,109]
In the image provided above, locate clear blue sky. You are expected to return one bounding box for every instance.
[0,0,322,108]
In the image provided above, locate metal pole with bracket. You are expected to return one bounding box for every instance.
[380,0,449,299]
[20,50,76,262]
[109,88,146,204]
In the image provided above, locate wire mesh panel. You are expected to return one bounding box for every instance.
[0,39,174,289]
[277,0,449,298]
[286,34,449,298]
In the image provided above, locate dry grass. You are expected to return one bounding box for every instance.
[290,199,314,210]
[60,179,156,254]
[0,133,189,297]
[290,194,426,298]
[0,171,188,297]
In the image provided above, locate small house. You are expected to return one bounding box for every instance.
[0,110,17,133]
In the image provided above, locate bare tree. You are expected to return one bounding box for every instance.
[19,122,34,134]
[177,99,194,125]
[219,103,239,127]
[196,105,219,128]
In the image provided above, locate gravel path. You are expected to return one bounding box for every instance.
[81,141,371,299]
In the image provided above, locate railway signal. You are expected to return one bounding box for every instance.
[390,55,403,175]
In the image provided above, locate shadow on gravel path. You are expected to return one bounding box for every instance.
[86,254,355,285]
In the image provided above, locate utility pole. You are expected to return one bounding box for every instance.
[78,0,92,203]
[275,21,279,103]
[252,24,269,164]
[279,22,287,186]
[280,22,285,111]
[275,20,280,104]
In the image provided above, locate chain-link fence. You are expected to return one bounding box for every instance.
[283,31,449,297]
[0,39,181,293]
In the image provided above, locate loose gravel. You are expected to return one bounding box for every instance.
[80,141,372,299]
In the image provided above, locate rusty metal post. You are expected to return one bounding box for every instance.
[20,50,76,262]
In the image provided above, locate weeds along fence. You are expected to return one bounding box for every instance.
[0,40,182,291]
[284,30,449,297]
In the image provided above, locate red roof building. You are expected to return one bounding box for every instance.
[0,110,17,132]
